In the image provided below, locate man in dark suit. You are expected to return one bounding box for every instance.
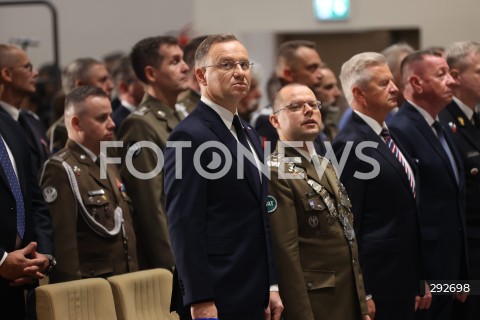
[0,112,54,319]
[439,41,480,320]
[389,49,469,320]
[111,56,144,133]
[333,52,426,320]
[164,33,283,320]
[252,40,326,154]
[0,44,50,174]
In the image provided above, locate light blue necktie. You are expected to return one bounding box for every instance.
[432,121,459,184]
[0,135,25,238]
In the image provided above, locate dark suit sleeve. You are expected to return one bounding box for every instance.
[164,130,214,306]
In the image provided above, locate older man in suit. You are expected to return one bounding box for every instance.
[0,112,54,319]
[0,44,50,174]
[267,83,369,320]
[164,33,283,320]
[439,41,480,320]
[389,49,469,320]
[333,52,426,320]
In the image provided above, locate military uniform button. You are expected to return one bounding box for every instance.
[471,168,478,175]
[307,282,313,290]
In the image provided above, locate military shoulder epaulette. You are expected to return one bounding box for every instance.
[267,152,285,168]
[132,106,149,116]
[51,150,71,162]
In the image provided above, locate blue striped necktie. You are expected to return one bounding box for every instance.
[0,135,25,238]
[381,128,416,198]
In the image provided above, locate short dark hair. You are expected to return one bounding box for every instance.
[400,49,444,77]
[183,35,209,70]
[65,86,109,111]
[130,36,179,83]
[194,34,238,68]
[276,40,316,63]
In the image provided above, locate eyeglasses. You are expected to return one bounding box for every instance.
[273,100,322,114]
[203,60,253,71]
[12,62,33,72]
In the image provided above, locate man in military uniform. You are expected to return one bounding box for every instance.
[267,83,369,320]
[440,41,480,320]
[40,86,138,283]
[47,58,114,153]
[117,36,189,270]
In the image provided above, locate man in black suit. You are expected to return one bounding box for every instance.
[439,41,480,320]
[0,44,50,174]
[252,40,326,154]
[164,33,283,320]
[333,52,426,320]
[389,49,469,320]
[111,56,144,133]
[0,112,54,319]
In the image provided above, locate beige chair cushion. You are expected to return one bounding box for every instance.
[36,277,117,320]
[107,268,178,320]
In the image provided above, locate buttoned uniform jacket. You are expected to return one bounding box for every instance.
[267,146,368,320]
[0,112,54,315]
[46,115,68,154]
[117,93,183,270]
[164,101,276,314]
[39,139,138,283]
[388,102,469,283]
[440,101,480,241]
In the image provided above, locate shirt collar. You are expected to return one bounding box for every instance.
[0,101,20,121]
[201,96,239,130]
[453,96,474,121]
[75,141,98,162]
[407,99,438,126]
[120,99,137,113]
[353,110,386,136]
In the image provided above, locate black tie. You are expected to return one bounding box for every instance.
[472,112,480,130]
[232,115,261,190]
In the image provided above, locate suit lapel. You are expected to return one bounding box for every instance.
[351,113,414,193]
[404,103,459,186]
[447,102,480,151]
[0,116,27,196]
[197,102,261,197]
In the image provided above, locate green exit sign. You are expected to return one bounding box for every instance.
[314,0,350,21]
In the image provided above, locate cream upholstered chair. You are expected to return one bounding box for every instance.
[107,268,179,320]
[36,278,117,320]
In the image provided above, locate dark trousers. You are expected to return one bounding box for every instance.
[375,299,415,320]
[415,295,453,320]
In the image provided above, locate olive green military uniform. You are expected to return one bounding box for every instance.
[267,146,368,320]
[46,115,68,153]
[39,139,138,283]
[117,93,183,270]
[177,89,200,114]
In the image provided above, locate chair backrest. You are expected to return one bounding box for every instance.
[36,277,117,320]
[107,268,178,320]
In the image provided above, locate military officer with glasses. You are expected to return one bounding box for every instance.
[267,83,370,320]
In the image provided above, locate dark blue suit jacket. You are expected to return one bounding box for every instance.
[0,112,54,306]
[332,112,422,303]
[112,105,132,135]
[389,102,469,282]
[164,101,276,313]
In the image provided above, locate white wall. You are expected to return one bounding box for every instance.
[0,0,194,67]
